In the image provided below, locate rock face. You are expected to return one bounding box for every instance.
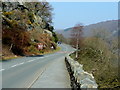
[66,54,98,88]
[2,1,58,56]
[2,0,28,5]
[2,2,40,31]
[2,1,53,36]
[43,29,53,37]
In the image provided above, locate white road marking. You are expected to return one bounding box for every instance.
[19,62,24,65]
[2,44,69,72]
[0,69,5,71]
[2,45,68,71]
[10,58,41,68]
[27,58,42,63]
[11,64,17,68]
[27,60,35,62]
[5,54,59,70]
[11,62,24,68]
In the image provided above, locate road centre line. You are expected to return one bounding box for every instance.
[27,57,44,62]
[0,69,5,72]
[11,62,24,68]
[3,53,59,70]
[27,60,34,62]
[11,57,42,67]
[8,58,41,69]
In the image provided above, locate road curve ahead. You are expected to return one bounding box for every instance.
[1,44,75,88]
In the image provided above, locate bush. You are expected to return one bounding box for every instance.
[52,32,58,43]
[2,27,31,55]
[72,37,119,88]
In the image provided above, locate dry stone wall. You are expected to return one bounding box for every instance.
[65,54,98,88]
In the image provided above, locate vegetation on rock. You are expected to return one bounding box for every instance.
[2,1,58,58]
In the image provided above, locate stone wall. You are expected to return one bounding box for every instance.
[65,54,98,88]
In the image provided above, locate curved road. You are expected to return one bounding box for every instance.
[1,44,75,88]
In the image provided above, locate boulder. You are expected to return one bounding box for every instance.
[43,29,53,37]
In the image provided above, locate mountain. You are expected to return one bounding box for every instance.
[56,20,118,38]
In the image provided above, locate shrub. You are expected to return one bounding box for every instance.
[72,37,119,88]
[2,27,31,55]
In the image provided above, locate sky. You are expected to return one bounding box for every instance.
[49,2,118,30]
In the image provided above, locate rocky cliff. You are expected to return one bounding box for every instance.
[1,1,58,57]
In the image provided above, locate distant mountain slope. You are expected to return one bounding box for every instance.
[56,20,118,38]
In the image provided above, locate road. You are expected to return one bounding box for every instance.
[1,44,75,88]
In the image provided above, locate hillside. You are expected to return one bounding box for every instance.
[56,20,118,38]
[1,1,58,59]
[66,20,119,88]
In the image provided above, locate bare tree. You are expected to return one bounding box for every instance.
[71,23,84,58]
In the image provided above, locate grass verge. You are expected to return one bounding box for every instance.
[1,46,61,61]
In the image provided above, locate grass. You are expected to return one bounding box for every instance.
[70,37,120,88]
[1,46,61,61]
[1,55,22,61]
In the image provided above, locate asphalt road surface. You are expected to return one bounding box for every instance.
[1,44,75,88]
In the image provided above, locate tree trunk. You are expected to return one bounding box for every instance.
[76,38,78,58]
[9,43,13,51]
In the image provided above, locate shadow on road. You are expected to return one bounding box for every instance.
[1,55,44,62]
[26,55,44,57]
